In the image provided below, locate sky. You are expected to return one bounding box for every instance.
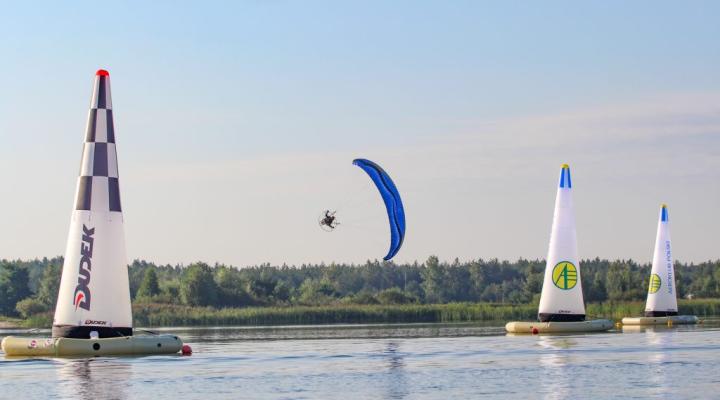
[0,1,718,266]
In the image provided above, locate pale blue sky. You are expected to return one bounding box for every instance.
[0,1,718,265]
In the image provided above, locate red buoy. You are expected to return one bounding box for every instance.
[531,327,539,335]
[181,344,193,355]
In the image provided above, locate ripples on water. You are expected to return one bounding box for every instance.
[2,322,719,399]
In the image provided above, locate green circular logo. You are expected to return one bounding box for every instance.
[552,261,578,290]
[648,273,662,294]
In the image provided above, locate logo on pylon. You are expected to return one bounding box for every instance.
[72,225,95,311]
[648,273,662,294]
[552,261,578,290]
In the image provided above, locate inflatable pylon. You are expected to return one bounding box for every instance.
[644,205,678,317]
[52,69,133,339]
[506,164,612,334]
[537,164,586,322]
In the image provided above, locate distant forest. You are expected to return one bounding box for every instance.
[1,256,720,318]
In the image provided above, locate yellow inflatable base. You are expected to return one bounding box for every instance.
[505,319,614,334]
[620,315,699,326]
[1,335,183,357]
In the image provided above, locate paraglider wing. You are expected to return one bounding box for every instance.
[352,159,406,260]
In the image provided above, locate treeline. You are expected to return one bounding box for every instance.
[1,257,720,320]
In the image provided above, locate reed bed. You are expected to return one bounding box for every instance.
[14,299,720,328]
[132,299,720,327]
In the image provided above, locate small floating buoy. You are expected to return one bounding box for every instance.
[182,344,193,356]
[615,322,623,329]
[531,327,539,335]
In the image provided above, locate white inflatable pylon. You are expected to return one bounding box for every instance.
[506,164,612,333]
[644,204,678,317]
[620,205,697,327]
[52,69,133,338]
[537,164,586,322]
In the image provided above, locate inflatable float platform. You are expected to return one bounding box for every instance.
[505,319,614,334]
[1,335,183,357]
[621,315,699,326]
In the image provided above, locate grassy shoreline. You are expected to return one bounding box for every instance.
[12,299,720,329]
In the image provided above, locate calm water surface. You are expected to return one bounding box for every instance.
[2,322,719,399]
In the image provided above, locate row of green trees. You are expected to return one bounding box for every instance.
[1,257,719,319]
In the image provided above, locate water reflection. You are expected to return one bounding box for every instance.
[622,325,673,397]
[383,341,408,399]
[538,337,576,400]
[646,328,670,397]
[55,358,131,400]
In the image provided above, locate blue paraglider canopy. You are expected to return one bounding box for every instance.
[352,159,406,260]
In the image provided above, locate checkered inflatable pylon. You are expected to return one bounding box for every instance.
[53,69,133,339]
[74,69,122,213]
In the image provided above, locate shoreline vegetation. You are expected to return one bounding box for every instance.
[2,256,720,329]
[11,299,720,329]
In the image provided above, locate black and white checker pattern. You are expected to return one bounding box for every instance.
[74,73,122,212]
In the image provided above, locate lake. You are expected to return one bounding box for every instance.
[2,322,719,399]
